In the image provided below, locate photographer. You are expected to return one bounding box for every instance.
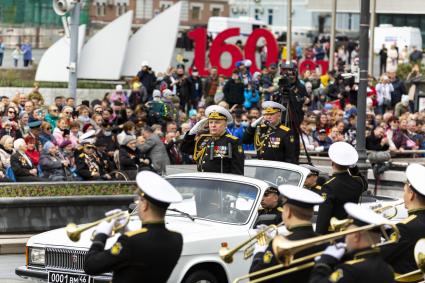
[137,61,156,98]
[270,63,307,163]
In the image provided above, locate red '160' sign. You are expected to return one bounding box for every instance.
[188,27,329,77]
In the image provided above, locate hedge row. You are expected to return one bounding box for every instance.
[0,183,138,197]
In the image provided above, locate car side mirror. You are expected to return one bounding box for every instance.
[254,214,278,228]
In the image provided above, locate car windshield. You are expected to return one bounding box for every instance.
[244,166,302,186]
[166,178,259,224]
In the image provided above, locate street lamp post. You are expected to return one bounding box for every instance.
[68,2,80,101]
[329,0,337,71]
[356,0,371,178]
[287,0,292,63]
[368,0,376,76]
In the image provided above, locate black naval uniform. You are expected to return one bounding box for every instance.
[75,151,107,180]
[307,176,328,195]
[242,122,297,164]
[249,224,325,283]
[181,132,244,174]
[257,206,283,226]
[380,207,425,283]
[84,221,183,283]
[309,248,395,283]
[315,169,367,235]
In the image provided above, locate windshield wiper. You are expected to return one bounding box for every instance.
[167,208,195,222]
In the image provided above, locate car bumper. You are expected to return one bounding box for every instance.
[15,266,111,282]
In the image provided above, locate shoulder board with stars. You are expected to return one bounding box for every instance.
[323,177,336,186]
[345,258,365,265]
[225,134,238,140]
[279,125,290,132]
[400,214,417,225]
[125,227,148,237]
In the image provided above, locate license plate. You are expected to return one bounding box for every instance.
[48,271,92,283]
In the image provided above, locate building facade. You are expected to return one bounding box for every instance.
[229,0,425,47]
[90,0,230,28]
[229,0,316,30]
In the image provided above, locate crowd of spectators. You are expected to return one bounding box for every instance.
[0,38,424,182]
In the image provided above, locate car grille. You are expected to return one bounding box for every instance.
[45,248,87,271]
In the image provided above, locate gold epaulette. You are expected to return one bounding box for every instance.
[394,272,424,282]
[323,177,335,186]
[400,214,417,225]
[125,228,148,237]
[79,153,85,158]
[345,258,365,265]
[260,124,267,127]
[314,185,322,190]
[225,134,238,140]
[279,125,290,132]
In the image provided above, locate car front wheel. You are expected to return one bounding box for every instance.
[183,270,219,283]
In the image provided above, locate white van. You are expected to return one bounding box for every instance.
[207,16,267,43]
[374,25,422,53]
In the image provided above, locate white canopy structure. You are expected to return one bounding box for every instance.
[35,2,182,82]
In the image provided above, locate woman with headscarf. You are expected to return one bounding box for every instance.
[10,138,41,182]
[39,141,70,181]
[0,135,14,168]
[119,135,152,180]
[18,111,30,138]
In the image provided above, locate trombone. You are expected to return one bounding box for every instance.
[66,210,130,242]
[395,238,425,283]
[219,223,284,264]
[232,222,400,283]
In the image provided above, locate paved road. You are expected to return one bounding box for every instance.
[0,255,28,283]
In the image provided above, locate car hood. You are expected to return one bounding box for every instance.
[28,216,248,256]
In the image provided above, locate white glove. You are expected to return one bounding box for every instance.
[94,219,116,237]
[256,224,277,239]
[251,116,264,128]
[105,209,122,217]
[105,209,128,233]
[306,144,315,151]
[321,243,346,260]
[189,118,208,135]
[253,243,268,255]
[315,146,324,152]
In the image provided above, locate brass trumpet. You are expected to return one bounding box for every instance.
[219,223,284,264]
[373,201,404,220]
[232,222,400,283]
[395,238,425,282]
[66,210,130,242]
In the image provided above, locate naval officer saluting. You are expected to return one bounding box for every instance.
[181,105,244,174]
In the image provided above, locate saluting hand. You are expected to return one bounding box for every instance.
[251,116,264,128]
[189,118,208,135]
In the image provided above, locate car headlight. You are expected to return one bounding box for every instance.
[28,247,45,266]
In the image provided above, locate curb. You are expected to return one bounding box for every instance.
[0,235,31,254]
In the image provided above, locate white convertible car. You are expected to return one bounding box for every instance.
[16,161,404,283]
